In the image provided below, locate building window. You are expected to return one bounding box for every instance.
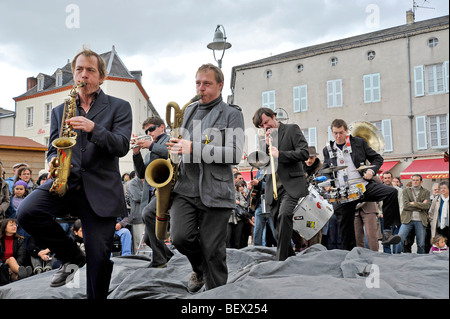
[371,119,393,152]
[301,127,317,149]
[44,103,52,125]
[297,64,304,72]
[56,70,63,87]
[363,73,381,103]
[429,114,449,148]
[330,57,338,66]
[262,90,276,110]
[414,61,449,96]
[327,79,342,108]
[426,63,445,95]
[293,85,308,112]
[367,50,376,60]
[428,37,439,48]
[25,106,34,128]
[416,114,449,150]
[37,76,44,92]
[266,70,272,78]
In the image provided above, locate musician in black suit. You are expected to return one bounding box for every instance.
[321,119,401,250]
[17,49,132,299]
[252,108,309,261]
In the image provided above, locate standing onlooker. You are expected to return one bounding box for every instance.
[354,201,379,251]
[14,167,37,193]
[381,171,403,253]
[0,161,10,221]
[395,174,431,254]
[429,181,449,240]
[5,163,29,194]
[125,171,144,253]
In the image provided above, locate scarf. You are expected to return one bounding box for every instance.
[440,195,449,229]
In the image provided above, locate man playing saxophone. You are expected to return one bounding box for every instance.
[18,48,132,299]
[167,63,244,292]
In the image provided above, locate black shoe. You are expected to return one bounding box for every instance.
[381,230,401,245]
[50,259,86,287]
[187,271,204,293]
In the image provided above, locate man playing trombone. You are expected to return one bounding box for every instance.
[252,107,309,261]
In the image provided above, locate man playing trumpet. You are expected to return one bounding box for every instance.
[132,117,173,267]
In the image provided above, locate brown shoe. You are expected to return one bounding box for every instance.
[187,272,204,293]
[381,230,401,245]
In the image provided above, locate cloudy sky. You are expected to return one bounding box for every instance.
[0,0,448,117]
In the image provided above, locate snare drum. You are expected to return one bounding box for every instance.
[292,185,334,240]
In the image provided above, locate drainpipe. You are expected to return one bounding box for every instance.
[406,34,414,155]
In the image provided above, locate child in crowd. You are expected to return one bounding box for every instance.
[6,181,29,219]
[429,235,448,254]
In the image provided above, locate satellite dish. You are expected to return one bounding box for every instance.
[275,107,289,124]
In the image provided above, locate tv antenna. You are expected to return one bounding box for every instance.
[412,0,435,16]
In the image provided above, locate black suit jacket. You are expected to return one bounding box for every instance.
[265,122,309,205]
[321,135,383,181]
[43,90,132,218]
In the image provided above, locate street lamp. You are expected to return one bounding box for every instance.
[207,24,232,68]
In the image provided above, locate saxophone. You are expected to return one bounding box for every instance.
[145,94,202,240]
[49,82,86,196]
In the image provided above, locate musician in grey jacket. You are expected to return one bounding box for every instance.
[167,63,244,292]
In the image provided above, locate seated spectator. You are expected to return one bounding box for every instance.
[115,218,132,256]
[0,219,32,285]
[429,234,448,254]
[71,219,85,254]
[27,236,54,274]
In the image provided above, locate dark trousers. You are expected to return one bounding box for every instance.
[334,181,401,250]
[270,188,299,261]
[170,193,231,290]
[17,186,116,299]
[142,196,174,266]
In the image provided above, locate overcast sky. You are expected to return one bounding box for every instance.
[0,0,448,118]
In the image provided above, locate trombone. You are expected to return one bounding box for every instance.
[247,128,278,201]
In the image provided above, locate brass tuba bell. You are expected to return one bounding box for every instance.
[348,121,385,155]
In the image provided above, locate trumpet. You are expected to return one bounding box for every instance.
[130,135,153,149]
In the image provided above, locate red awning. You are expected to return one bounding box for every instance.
[377,160,399,175]
[401,158,449,180]
[239,170,253,182]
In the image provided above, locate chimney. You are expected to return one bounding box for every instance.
[27,77,37,91]
[131,70,142,83]
[406,9,415,24]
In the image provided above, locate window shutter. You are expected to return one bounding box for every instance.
[416,116,427,150]
[363,75,371,103]
[293,86,300,112]
[381,119,393,152]
[373,74,380,102]
[309,127,317,148]
[336,80,342,106]
[414,65,424,97]
[444,61,449,93]
[327,81,333,107]
[300,85,308,111]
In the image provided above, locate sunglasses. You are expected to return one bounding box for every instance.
[145,125,158,135]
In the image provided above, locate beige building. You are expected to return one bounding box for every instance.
[13,46,159,175]
[231,14,449,189]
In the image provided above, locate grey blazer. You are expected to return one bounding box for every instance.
[174,100,245,208]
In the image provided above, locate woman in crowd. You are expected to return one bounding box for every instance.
[0,219,32,285]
